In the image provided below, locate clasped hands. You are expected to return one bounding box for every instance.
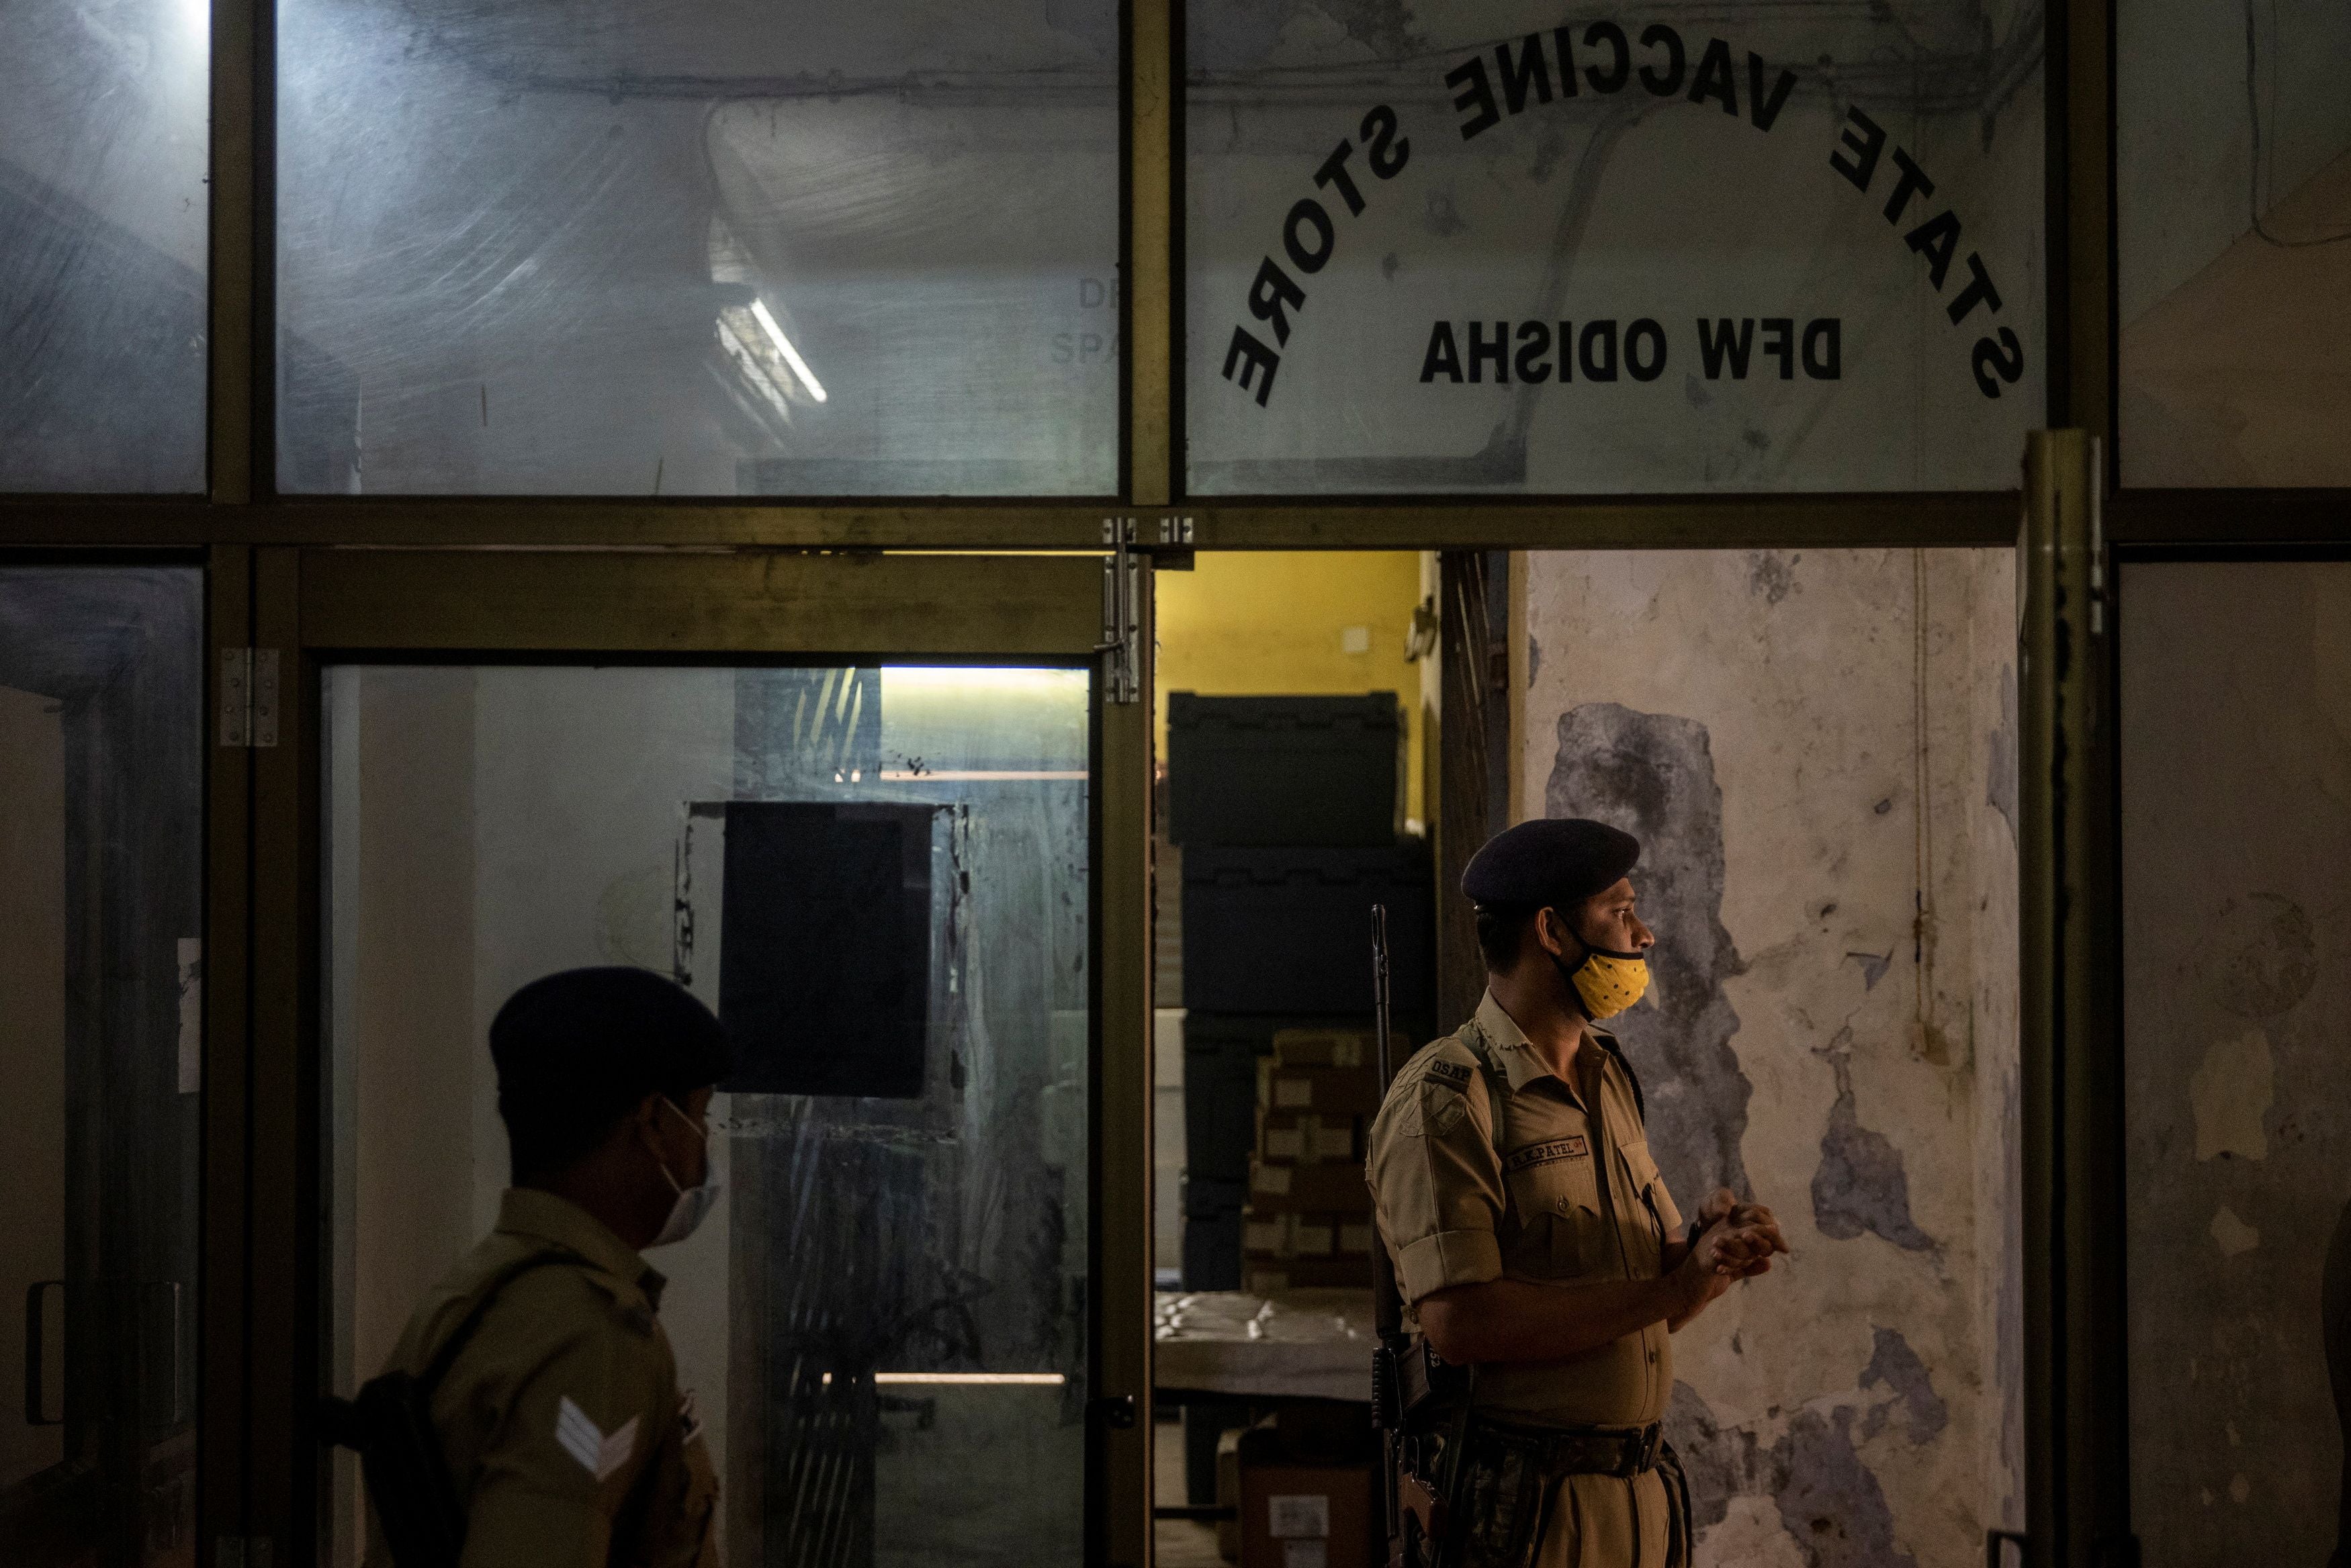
[1686,1187,1789,1282]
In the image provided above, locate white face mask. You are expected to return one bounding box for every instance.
[648,1097,721,1248]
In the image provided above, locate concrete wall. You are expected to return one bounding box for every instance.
[1513,548,2020,1568]
[2119,563,2351,1565]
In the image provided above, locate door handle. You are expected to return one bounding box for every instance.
[25,1279,64,1426]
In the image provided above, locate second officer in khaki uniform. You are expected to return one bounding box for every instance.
[1368,819,1786,1567]
[365,967,731,1568]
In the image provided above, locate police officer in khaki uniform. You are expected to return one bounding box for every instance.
[1368,819,1786,1567]
[366,967,730,1568]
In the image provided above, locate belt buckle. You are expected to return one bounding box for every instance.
[1629,1424,1660,1476]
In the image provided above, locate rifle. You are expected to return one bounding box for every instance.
[1368,905,1455,1568]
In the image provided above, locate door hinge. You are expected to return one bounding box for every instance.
[1103,514,1196,547]
[218,648,280,748]
[1100,534,1142,706]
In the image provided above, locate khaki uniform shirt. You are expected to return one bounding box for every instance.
[365,1189,719,1568]
[1367,990,1685,1428]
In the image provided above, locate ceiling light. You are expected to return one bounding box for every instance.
[750,299,828,404]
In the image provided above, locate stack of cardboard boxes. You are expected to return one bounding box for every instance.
[1241,1028,1392,1293]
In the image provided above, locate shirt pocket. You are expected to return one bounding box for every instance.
[1503,1151,1604,1277]
[1619,1139,1671,1273]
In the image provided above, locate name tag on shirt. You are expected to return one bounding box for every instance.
[1503,1136,1589,1171]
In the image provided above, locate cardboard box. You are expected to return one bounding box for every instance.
[1259,1062,1382,1117]
[1239,1460,1376,1568]
[1244,1256,1375,1292]
[1257,1111,1362,1164]
[1269,1028,1406,1070]
[1216,1428,1245,1562]
[1243,1213,1336,1258]
[1248,1160,1372,1213]
[1244,1208,1373,1256]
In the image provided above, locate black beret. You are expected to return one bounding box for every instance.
[1460,818,1641,909]
[491,966,733,1106]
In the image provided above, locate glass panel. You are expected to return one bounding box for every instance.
[2119,7,2351,486]
[1186,9,2045,494]
[278,1,1117,496]
[0,1,208,492]
[322,664,1092,1568]
[2121,562,2351,1563]
[0,568,203,1562]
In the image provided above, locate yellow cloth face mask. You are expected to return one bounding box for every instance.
[1566,946,1650,1020]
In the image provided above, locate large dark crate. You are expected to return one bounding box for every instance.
[1182,842,1433,1018]
[1182,1013,1328,1184]
[1167,693,1403,847]
[1182,1205,1244,1291]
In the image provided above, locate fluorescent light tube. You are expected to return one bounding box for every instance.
[750,298,828,404]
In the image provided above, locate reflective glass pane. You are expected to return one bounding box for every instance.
[2119,7,2351,485]
[1186,6,2044,494]
[2121,563,2351,1563]
[0,2,208,492]
[323,664,1092,1567]
[0,568,204,1562]
[279,2,1118,496]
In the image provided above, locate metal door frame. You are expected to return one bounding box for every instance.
[204,546,1155,1568]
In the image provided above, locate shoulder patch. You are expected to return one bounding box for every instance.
[1419,1085,1469,1137]
[1424,1058,1472,1091]
[556,1395,639,1483]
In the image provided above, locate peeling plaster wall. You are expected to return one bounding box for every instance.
[1513,548,2020,1568]
[2121,563,2351,1566]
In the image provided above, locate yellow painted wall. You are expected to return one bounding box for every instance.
[1154,551,1428,823]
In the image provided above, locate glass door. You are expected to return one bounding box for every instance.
[0,566,204,1567]
[248,549,1151,1568]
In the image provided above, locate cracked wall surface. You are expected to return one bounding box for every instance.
[2120,563,2351,1565]
[1515,548,2021,1567]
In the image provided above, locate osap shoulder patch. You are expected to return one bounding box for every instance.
[1423,1058,1473,1092]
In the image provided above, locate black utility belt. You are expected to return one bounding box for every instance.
[1466,1416,1663,1481]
